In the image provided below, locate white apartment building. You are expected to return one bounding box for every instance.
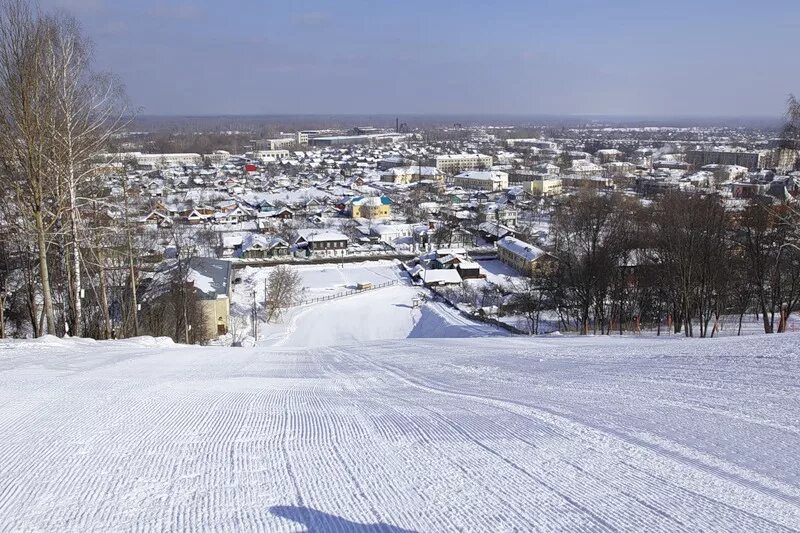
[505,138,558,150]
[434,153,493,174]
[263,137,295,150]
[254,150,290,161]
[451,170,508,191]
[135,153,203,168]
[204,150,231,165]
[96,152,203,168]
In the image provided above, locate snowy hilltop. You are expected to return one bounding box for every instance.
[0,333,798,531]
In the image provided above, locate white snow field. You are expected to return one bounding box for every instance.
[234,260,509,348]
[1,334,799,532]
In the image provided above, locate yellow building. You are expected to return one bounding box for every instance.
[496,236,552,276]
[526,177,563,196]
[434,153,493,173]
[198,295,231,341]
[187,258,233,342]
[350,196,392,219]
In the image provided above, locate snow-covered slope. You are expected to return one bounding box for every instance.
[261,286,507,348]
[0,334,799,531]
[237,260,508,348]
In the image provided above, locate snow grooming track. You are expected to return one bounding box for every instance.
[325,338,800,532]
[355,346,800,501]
[0,335,799,531]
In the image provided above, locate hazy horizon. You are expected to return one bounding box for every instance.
[128,113,785,132]
[39,0,800,118]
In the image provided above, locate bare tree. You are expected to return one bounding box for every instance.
[0,0,60,334]
[265,265,302,323]
[40,12,130,336]
[550,191,625,334]
[0,1,130,338]
[509,273,551,335]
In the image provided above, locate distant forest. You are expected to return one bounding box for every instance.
[130,113,785,135]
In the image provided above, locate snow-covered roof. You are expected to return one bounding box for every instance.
[187,257,231,300]
[370,223,413,235]
[454,170,507,182]
[422,269,462,285]
[296,229,349,243]
[497,237,546,262]
[351,195,393,206]
[241,234,288,252]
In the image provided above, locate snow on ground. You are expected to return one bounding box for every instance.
[261,285,506,348]
[476,257,525,286]
[0,334,799,531]
[233,260,507,348]
[235,260,405,303]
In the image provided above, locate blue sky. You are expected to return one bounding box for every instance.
[39,0,800,117]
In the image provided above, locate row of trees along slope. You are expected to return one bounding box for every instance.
[0,0,130,338]
[518,189,800,337]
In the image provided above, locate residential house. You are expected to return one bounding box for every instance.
[239,234,290,259]
[187,257,232,342]
[370,223,414,244]
[349,195,393,219]
[140,210,172,228]
[478,222,516,242]
[496,236,552,276]
[421,269,462,287]
[295,230,349,257]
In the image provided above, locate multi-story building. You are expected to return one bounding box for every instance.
[250,137,295,150]
[204,150,231,165]
[434,153,493,174]
[505,138,558,150]
[595,149,625,164]
[349,196,393,219]
[686,150,764,171]
[451,170,508,191]
[527,177,563,196]
[603,161,637,177]
[309,133,407,147]
[561,175,615,190]
[253,150,290,161]
[496,236,551,276]
[379,166,444,185]
[509,168,562,195]
[95,152,203,168]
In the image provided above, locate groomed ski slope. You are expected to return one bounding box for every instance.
[0,334,799,531]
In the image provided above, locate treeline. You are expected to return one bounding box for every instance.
[522,190,800,336]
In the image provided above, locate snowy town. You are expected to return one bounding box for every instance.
[4,120,797,345]
[1,0,800,531]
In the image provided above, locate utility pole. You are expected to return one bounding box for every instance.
[122,174,139,337]
[252,290,258,342]
[0,280,6,339]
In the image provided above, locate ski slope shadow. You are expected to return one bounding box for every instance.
[407,302,507,339]
[270,505,417,532]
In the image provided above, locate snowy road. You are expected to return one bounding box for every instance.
[0,335,799,531]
